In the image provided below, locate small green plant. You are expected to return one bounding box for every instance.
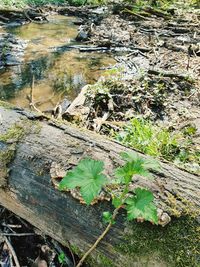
[115,118,200,174]
[115,118,181,161]
[183,125,197,136]
[59,151,160,266]
[58,252,66,265]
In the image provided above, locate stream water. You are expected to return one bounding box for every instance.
[0,15,115,111]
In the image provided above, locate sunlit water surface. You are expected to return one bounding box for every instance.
[0,15,115,110]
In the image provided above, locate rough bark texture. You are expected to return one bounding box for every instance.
[0,105,199,267]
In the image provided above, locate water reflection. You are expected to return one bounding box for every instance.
[0,54,56,99]
[0,15,115,110]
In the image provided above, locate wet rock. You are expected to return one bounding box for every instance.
[73,19,84,26]
[6,21,22,28]
[53,98,71,119]
[92,6,109,15]
[5,54,23,66]
[0,33,27,68]
[75,29,88,42]
[114,54,150,79]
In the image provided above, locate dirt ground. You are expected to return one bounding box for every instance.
[62,4,200,174]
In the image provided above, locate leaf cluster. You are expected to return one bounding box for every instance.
[59,151,159,224]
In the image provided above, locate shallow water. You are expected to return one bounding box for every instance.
[0,15,115,111]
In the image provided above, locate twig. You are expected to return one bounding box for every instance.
[4,236,21,267]
[67,241,76,267]
[76,182,131,267]
[29,74,43,114]
[1,223,22,229]
[23,10,34,22]
[187,53,190,70]
[9,253,14,267]
[122,8,147,20]
[93,112,110,132]
[0,233,36,237]
[76,207,120,267]
[148,69,188,79]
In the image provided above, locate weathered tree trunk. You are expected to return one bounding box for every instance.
[0,104,199,267]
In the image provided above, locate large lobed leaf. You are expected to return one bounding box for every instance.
[115,151,160,184]
[59,158,108,205]
[126,188,158,224]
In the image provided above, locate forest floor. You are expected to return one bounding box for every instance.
[0,2,199,267]
[61,3,200,175]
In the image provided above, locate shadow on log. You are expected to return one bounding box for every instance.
[0,103,199,267]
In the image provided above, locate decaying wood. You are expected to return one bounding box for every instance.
[0,105,199,266]
[64,45,151,53]
[148,69,188,79]
[63,85,90,122]
[0,8,47,23]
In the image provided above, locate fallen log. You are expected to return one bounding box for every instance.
[0,8,47,23]
[148,69,189,79]
[0,103,199,267]
[59,45,151,53]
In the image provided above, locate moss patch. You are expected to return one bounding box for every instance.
[0,124,25,143]
[0,100,14,109]
[0,123,25,188]
[0,119,43,187]
[0,144,16,187]
[166,192,199,218]
[70,244,82,256]
[0,121,34,188]
[96,254,114,267]
[116,216,200,267]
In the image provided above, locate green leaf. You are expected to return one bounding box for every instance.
[102,211,112,223]
[58,252,66,264]
[121,152,160,172]
[115,152,160,184]
[112,197,122,208]
[59,158,108,205]
[102,211,115,224]
[115,161,142,184]
[126,188,158,224]
[143,158,161,172]
[120,151,138,162]
[115,153,150,184]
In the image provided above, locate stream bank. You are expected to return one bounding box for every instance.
[61,4,200,175]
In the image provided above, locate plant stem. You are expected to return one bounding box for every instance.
[119,183,129,202]
[76,183,130,267]
[76,206,121,267]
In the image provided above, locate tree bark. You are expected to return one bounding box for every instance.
[0,105,199,267]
